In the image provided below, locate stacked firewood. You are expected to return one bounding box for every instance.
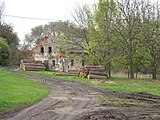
[20,59,46,71]
[78,67,90,78]
[78,66,108,79]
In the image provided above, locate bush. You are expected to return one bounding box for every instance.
[0,37,10,66]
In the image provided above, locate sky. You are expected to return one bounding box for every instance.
[3,0,97,42]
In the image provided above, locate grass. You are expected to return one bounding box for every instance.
[32,71,160,96]
[0,68,49,113]
[98,78,160,95]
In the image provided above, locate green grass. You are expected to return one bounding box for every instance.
[0,68,49,113]
[98,78,160,95]
[33,71,160,96]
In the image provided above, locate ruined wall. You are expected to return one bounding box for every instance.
[31,36,87,71]
[31,36,57,62]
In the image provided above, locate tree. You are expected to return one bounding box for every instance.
[72,4,93,48]
[0,0,20,65]
[0,37,10,66]
[115,0,143,79]
[24,20,86,51]
[133,43,151,78]
[87,0,117,78]
[141,1,160,79]
[50,21,84,50]
[0,23,20,64]
[0,23,19,48]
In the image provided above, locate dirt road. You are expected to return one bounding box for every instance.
[1,71,160,120]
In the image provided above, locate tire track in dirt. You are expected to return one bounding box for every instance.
[3,72,105,120]
[1,71,160,120]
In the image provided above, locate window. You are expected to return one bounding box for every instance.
[82,60,85,66]
[71,59,74,66]
[52,60,55,66]
[48,47,52,53]
[41,47,44,53]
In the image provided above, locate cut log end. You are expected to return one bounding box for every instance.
[78,66,108,79]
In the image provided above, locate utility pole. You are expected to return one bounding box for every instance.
[0,1,5,25]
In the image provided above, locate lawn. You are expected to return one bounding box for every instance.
[33,71,160,96]
[0,68,49,113]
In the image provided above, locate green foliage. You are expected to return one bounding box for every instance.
[0,38,10,66]
[0,23,20,65]
[140,10,160,79]
[133,45,151,74]
[87,0,160,79]
[0,23,19,48]
[0,68,49,112]
[87,0,117,78]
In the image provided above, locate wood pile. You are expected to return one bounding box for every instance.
[20,59,46,71]
[78,66,108,79]
[78,67,89,78]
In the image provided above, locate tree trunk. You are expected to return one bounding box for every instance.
[129,46,134,79]
[152,72,157,80]
[128,70,130,79]
[152,63,157,80]
[108,61,111,78]
[136,72,138,79]
[44,60,53,71]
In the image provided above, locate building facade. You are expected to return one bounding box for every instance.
[31,36,87,71]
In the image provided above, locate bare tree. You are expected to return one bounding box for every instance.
[72,4,94,48]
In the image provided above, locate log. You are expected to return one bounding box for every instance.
[22,63,44,66]
[87,74,108,79]
[78,67,89,78]
[85,66,105,71]
[21,59,42,64]
[85,66,104,68]
[20,59,46,71]
[55,72,78,76]
[25,66,46,69]
[89,69,106,72]
[68,70,79,73]
[78,66,108,79]
[89,70,107,76]
[24,68,45,71]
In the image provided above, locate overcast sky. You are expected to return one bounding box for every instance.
[3,0,97,42]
